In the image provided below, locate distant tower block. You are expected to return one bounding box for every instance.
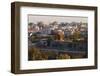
[56,30,64,41]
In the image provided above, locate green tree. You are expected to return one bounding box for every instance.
[28,22,33,26]
[72,30,81,41]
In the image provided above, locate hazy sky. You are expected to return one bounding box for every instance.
[28,14,88,24]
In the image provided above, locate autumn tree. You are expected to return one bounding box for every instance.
[57,53,70,59]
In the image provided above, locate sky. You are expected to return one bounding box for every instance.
[28,14,88,24]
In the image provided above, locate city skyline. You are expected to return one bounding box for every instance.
[28,15,88,61]
[28,15,88,25]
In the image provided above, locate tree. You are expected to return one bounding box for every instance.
[47,36,53,46]
[59,22,66,27]
[28,47,43,60]
[55,30,64,41]
[37,21,44,28]
[72,30,81,41]
[57,53,70,59]
[28,22,33,26]
[50,21,58,26]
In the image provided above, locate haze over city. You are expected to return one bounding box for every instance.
[28,15,88,25]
